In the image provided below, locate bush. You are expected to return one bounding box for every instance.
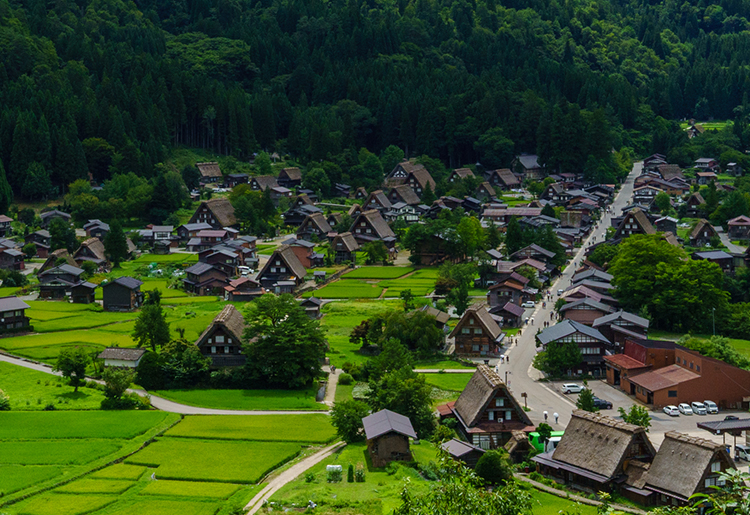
[101,392,150,410]
[338,373,353,385]
[347,464,354,482]
[327,468,342,483]
[43,403,56,411]
[354,466,365,483]
[0,389,10,410]
[330,400,370,443]
[475,449,514,485]
[305,472,315,483]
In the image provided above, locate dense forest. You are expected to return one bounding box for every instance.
[3,0,750,204]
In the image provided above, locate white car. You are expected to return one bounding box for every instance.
[663,405,680,416]
[561,383,585,394]
[678,403,694,415]
[691,402,707,415]
[703,400,719,414]
[521,301,535,308]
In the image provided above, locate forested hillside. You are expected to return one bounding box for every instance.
[3,0,750,203]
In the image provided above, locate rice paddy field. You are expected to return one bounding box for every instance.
[152,386,324,411]
[305,266,438,299]
[1,411,336,515]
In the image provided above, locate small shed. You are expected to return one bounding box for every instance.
[441,438,485,469]
[102,276,144,312]
[363,409,417,468]
[299,297,323,319]
[71,281,97,304]
[97,347,146,368]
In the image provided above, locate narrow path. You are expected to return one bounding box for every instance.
[322,366,341,407]
[719,232,746,254]
[0,351,330,416]
[244,442,346,514]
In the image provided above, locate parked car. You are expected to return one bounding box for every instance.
[561,383,585,394]
[703,400,719,414]
[691,402,707,415]
[725,415,740,421]
[663,405,680,416]
[557,289,564,295]
[593,397,612,410]
[736,444,750,462]
[678,403,694,415]
[521,301,535,308]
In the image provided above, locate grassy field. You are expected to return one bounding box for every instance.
[9,493,118,515]
[649,331,750,359]
[413,358,475,370]
[421,373,473,392]
[334,383,355,403]
[132,253,199,264]
[271,441,439,513]
[304,279,384,299]
[165,414,336,442]
[0,440,124,465]
[344,267,414,279]
[126,438,302,483]
[90,464,147,480]
[54,478,135,494]
[153,386,324,411]
[319,300,401,366]
[102,499,222,515]
[528,489,597,515]
[0,465,68,496]
[0,361,106,410]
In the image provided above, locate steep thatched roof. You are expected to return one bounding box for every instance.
[204,198,237,227]
[197,161,222,178]
[690,219,717,240]
[76,237,107,261]
[391,184,421,205]
[363,190,392,210]
[453,365,532,428]
[280,167,302,181]
[448,304,503,342]
[301,212,332,234]
[252,175,279,191]
[332,232,360,252]
[258,244,307,280]
[552,410,655,480]
[351,209,395,240]
[645,431,734,499]
[41,248,77,272]
[196,304,246,348]
[451,168,475,180]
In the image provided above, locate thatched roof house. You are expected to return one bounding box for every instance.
[533,410,655,493]
[195,305,247,367]
[189,198,237,229]
[197,162,222,180]
[642,431,735,504]
[441,365,532,449]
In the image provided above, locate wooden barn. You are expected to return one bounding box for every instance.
[362,409,417,468]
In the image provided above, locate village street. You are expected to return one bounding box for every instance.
[500,162,750,455]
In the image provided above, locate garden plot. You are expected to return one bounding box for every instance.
[0,411,170,439]
[139,480,242,499]
[0,440,124,465]
[304,279,384,299]
[54,478,135,494]
[90,464,147,480]
[164,414,335,443]
[0,465,68,496]
[421,373,473,392]
[343,267,413,279]
[125,438,302,483]
[101,499,222,515]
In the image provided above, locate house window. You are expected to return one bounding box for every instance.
[505,410,512,421]
[690,362,694,369]
[461,328,470,334]
[211,346,216,354]
[696,365,700,372]
[276,260,281,265]
[469,318,474,325]
[472,345,479,351]
[668,390,677,397]
[227,338,232,344]
[216,336,225,343]
[224,346,229,354]
[488,411,494,421]
[280,267,286,273]
[208,338,213,343]
[711,462,721,473]
[495,398,504,407]
[706,478,717,488]
[474,328,482,335]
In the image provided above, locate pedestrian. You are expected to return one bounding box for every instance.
[530,317,534,325]
[331,365,336,374]
[554,412,559,424]
[506,355,509,364]
[543,411,548,421]
[500,356,504,364]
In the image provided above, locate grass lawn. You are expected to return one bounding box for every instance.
[304,279,384,299]
[271,441,439,513]
[140,480,242,499]
[8,493,118,515]
[648,331,750,359]
[421,373,473,392]
[413,358,475,370]
[528,489,597,515]
[126,438,301,483]
[320,300,401,366]
[0,361,106,410]
[334,382,354,403]
[152,387,325,411]
[164,414,336,443]
[0,411,171,439]
[380,277,434,297]
[344,267,414,279]
[0,465,68,496]
[132,253,199,264]
[0,440,125,465]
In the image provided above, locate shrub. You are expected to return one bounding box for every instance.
[101,392,150,410]
[475,449,514,485]
[347,464,354,482]
[0,389,10,410]
[354,465,365,483]
[330,400,370,443]
[338,373,353,385]
[327,468,342,483]
[305,472,315,483]
[43,403,56,411]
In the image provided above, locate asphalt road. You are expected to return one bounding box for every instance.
[494,162,749,456]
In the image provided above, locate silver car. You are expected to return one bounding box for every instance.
[678,403,693,415]
[703,400,719,414]
[561,383,585,394]
[691,402,707,415]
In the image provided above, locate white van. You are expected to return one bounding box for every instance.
[545,436,562,453]
[736,445,750,462]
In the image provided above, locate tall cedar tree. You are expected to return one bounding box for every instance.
[48,217,78,253]
[104,220,128,267]
[132,303,170,351]
[0,158,12,214]
[242,294,327,389]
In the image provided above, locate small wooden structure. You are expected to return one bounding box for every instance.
[362,409,417,468]
[441,438,485,469]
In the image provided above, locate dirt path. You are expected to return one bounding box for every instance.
[322,366,341,407]
[244,442,345,514]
